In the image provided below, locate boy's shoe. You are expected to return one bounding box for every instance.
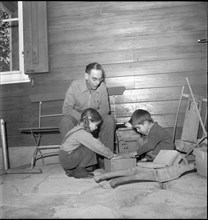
[72,166,94,179]
[86,165,97,172]
[65,169,75,177]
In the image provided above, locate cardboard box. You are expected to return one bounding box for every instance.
[104,157,137,172]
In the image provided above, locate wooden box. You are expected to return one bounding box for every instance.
[153,150,187,166]
[104,157,137,172]
[115,127,144,153]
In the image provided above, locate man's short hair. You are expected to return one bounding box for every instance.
[85,62,104,77]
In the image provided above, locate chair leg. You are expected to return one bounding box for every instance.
[31,133,43,168]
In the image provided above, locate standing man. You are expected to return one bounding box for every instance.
[59,62,116,168]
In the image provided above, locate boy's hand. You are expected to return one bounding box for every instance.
[111,154,123,160]
[125,122,132,128]
[111,152,137,160]
[129,152,138,158]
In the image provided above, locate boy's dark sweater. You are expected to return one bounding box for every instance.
[136,122,175,156]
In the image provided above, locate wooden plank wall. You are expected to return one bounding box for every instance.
[0,1,207,147]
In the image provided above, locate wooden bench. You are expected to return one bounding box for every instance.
[19,86,126,168]
[19,93,64,168]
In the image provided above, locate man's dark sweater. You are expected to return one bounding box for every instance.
[136,122,175,156]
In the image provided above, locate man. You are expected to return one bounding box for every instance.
[59,62,116,168]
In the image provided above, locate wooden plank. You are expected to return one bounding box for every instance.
[0,135,36,147]
[48,1,104,18]
[103,58,206,77]
[37,1,49,72]
[0,108,35,123]
[50,49,134,67]
[49,20,206,44]
[133,45,206,62]
[109,86,207,104]
[23,1,33,73]
[23,1,49,74]
[100,2,202,13]
[48,1,196,18]
[1,134,62,148]
[48,3,205,31]
[92,14,206,37]
[112,100,187,116]
[0,82,31,98]
[29,93,65,103]
[2,122,38,136]
[3,118,62,137]
[29,80,72,95]
[48,1,200,15]
[33,67,84,82]
[133,72,206,89]
[0,96,31,111]
[105,71,206,89]
[31,1,39,65]
[49,31,206,55]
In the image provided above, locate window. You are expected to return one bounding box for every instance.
[0,1,29,85]
[0,1,48,85]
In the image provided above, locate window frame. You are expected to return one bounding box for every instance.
[0,1,29,85]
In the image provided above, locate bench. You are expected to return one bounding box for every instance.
[19,86,126,168]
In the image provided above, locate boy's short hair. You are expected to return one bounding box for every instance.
[129,109,154,126]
